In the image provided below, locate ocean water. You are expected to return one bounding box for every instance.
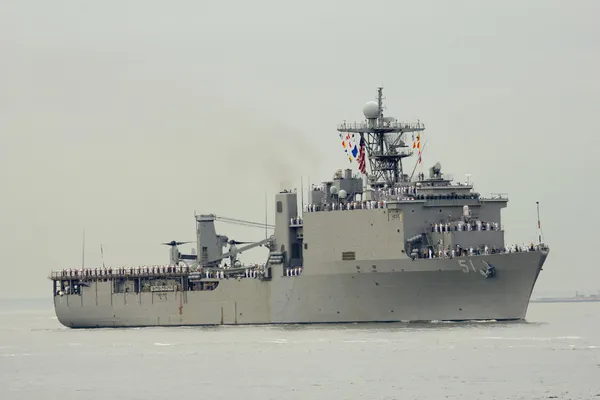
[0,300,598,400]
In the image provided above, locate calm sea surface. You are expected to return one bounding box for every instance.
[0,299,598,400]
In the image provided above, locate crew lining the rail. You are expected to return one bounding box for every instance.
[414,242,540,259]
[431,221,500,232]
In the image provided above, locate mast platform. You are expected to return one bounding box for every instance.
[337,120,425,134]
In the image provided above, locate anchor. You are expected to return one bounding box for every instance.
[480,260,496,279]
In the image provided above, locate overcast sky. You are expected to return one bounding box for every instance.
[1,0,598,299]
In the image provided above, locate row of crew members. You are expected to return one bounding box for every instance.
[202,266,304,279]
[418,245,496,259]
[373,186,417,197]
[201,267,264,279]
[373,195,419,202]
[55,265,192,278]
[415,242,538,259]
[284,267,303,277]
[202,268,258,279]
[431,221,500,233]
[290,217,303,225]
[305,200,388,212]
[508,243,538,253]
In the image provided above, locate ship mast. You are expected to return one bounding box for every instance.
[337,87,425,188]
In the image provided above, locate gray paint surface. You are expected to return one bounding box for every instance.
[49,87,550,328]
[53,250,547,328]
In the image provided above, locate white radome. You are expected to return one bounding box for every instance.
[362,101,379,119]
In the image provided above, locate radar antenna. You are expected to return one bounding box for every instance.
[337,87,425,187]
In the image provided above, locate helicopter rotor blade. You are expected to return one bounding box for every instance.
[229,240,252,245]
[161,241,193,246]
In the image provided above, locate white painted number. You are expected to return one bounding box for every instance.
[457,259,477,273]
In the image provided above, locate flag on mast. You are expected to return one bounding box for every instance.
[356,136,367,175]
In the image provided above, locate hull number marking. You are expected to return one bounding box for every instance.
[458,259,477,273]
[457,259,496,279]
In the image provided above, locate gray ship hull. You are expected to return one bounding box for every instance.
[54,250,547,328]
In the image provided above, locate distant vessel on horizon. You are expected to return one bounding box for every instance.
[530,291,600,303]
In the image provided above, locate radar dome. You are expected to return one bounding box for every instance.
[362,101,379,119]
[330,186,339,195]
[338,189,347,199]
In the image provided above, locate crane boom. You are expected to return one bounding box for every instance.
[214,215,275,229]
[208,236,273,264]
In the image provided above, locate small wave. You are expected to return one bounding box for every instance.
[478,336,553,341]
[153,343,174,346]
[556,336,581,340]
[0,353,32,357]
[260,339,288,344]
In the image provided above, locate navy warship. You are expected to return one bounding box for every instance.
[50,87,549,328]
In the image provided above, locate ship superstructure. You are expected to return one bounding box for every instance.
[50,88,549,328]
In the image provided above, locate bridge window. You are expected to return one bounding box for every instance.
[277,201,283,213]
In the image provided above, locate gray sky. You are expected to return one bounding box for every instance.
[1,0,598,299]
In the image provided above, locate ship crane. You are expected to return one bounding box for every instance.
[210,236,273,267]
[212,215,274,265]
[213,215,275,230]
[194,213,274,268]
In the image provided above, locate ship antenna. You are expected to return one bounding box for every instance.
[100,244,106,268]
[81,228,85,269]
[536,201,543,245]
[264,192,268,240]
[300,176,304,217]
[377,86,384,124]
